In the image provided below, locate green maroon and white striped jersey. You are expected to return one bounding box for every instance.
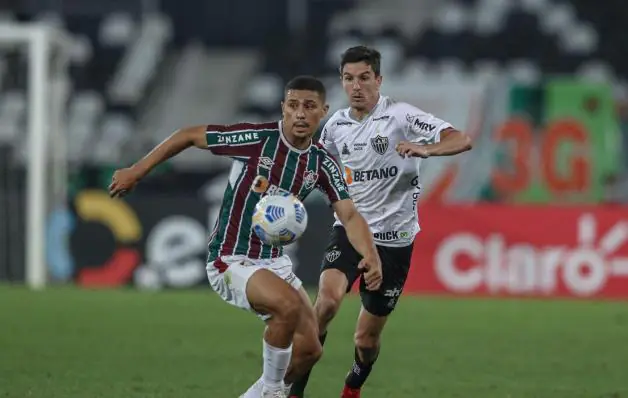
[206,121,350,261]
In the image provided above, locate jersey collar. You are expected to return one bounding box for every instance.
[346,95,385,122]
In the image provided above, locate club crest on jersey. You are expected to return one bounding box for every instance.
[303,170,318,190]
[370,135,389,155]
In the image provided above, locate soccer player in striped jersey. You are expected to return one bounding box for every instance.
[108,75,383,398]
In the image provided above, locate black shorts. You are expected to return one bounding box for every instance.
[320,226,414,317]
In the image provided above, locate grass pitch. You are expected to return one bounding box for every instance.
[0,285,627,398]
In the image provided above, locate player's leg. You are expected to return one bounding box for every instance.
[245,285,322,397]
[341,243,414,397]
[289,226,360,397]
[207,256,302,396]
[283,287,323,388]
[341,307,388,397]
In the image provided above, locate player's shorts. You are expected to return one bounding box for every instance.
[321,226,414,317]
[206,254,302,321]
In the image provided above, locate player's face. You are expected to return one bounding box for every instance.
[341,62,382,111]
[281,90,329,139]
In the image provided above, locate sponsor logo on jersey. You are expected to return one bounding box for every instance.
[370,134,389,154]
[217,131,260,144]
[373,230,410,241]
[413,119,436,132]
[251,175,291,196]
[342,143,350,155]
[258,156,274,169]
[323,157,346,191]
[344,166,398,184]
[336,121,353,126]
[303,170,318,190]
[325,249,341,263]
[411,176,421,211]
[353,142,368,151]
[373,115,390,121]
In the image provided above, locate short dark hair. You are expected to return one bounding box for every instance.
[340,46,382,76]
[284,75,326,100]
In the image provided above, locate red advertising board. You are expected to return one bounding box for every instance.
[407,205,628,299]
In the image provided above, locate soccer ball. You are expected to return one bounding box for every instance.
[252,194,308,246]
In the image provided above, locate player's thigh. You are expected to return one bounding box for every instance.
[206,255,301,319]
[246,267,302,317]
[249,255,304,316]
[359,242,414,318]
[319,226,361,296]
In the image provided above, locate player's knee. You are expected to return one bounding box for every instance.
[310,340,323,364]
[315,293,342,325]
[300,339,323,367]
[354,327,381,352]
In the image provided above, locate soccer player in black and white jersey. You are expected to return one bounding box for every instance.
[289,47,473,398]
[108,76,383,398]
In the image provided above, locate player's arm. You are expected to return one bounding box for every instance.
[396,108,472,158]
[318,152,382,290]
[109,125,207,197]
[397,127,472,158]
[110,122,268,197]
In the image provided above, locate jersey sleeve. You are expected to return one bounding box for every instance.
[402,105,453,145]
[205,123,270,158]
[317,118,340,158]
[317,151,350,203]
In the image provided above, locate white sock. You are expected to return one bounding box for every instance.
[262,339,292,388]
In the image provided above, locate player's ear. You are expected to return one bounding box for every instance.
[322,103,329,117]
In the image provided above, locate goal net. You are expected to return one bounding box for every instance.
[0,22,72,289]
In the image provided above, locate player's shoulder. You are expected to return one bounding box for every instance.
[212,121,279,137]
[313,141,335,157]
[312,143,341,165]
[380,97,429,121]
[323,108,353,131]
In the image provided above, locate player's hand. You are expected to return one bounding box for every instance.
[358,254,383,291]
[109,167,142,198]
[396,141,430,158]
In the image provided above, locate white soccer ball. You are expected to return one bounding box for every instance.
[252,194,308,246]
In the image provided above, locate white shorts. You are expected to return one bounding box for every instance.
[206,254,302,321]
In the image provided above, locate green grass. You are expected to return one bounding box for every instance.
[0,285,627,398]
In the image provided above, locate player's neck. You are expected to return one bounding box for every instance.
[350,96,380,121]
[290,136,312,150]
[283,131,312,150]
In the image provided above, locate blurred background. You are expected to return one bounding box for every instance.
[0,0,627,298]
[1,2,628,397]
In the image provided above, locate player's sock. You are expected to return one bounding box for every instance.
[344,346,378,389]
[288,331,328,397]
[262,339,293,388]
